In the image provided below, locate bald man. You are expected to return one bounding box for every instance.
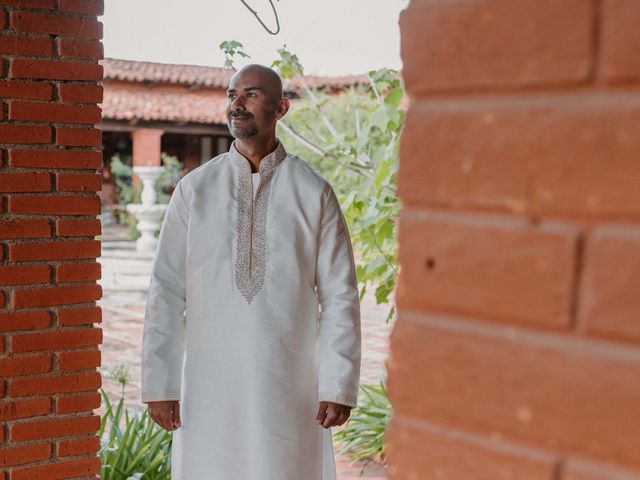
[141,64,362,480]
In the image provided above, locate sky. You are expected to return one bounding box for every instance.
[102,0,410,76]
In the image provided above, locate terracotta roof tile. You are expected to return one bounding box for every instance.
[101,58,378,125]
[101,58,369,90]
[101,87,228,124]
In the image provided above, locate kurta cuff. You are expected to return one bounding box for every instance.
[141,390,182,403]
[318,391,358,408]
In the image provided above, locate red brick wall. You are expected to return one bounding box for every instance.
[389,0,640,478]
[0,1,104,478]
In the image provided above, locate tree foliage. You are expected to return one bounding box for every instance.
[273,47,403,322]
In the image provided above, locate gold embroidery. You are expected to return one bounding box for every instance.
[231,140,287,304]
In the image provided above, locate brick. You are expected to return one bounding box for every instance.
[0,442,51,468]
[11,58,103,81]
[56,262,101,282]
[57,306,101,326]
[0,398,51,421]
[398,101,532,212]
[563,458,640,480]
[9,240,100,261]
[386,417,558,480]
[0,311,51,332]
[9,148,102,169]
[388,314,640,468]
[57,435,100,457]
[56,173,101,192]
[56,392,100,414]
[0,264,51,285]
[59,0,104,15]
[0,171,51,192]
[58,37,103,60]
[56,348,100,371]
[10,414,100,441]
[12,284,102,308]
[400,0,593,94]
[0,33,52,56]
[58,83,103,103]
[0,219,50,238]
[56,127,102,146]
[0,353,51,376]
[56,218,101,237]
[399,93,640,218]
[10,101,102,124]
[8,194,101,215]
[0,80,52,100]
[0,0,54,7]
[599,0,640,83]
[11,457,100,480]
[11,328,102,353]
[9,372,101,397]
[0,126,51,145]
[10,11,102,39]
[579,226,640,343]
[397,210,577,328]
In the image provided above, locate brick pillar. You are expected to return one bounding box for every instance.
[131,128,163,188]
[388,1,640,479]
[132,128,163,167]
[0,1,104,478]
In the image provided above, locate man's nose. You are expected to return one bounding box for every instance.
[230,95,245,111]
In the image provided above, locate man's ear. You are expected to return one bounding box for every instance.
[276,98,290,119]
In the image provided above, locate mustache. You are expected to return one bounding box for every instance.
[229,112,253,118]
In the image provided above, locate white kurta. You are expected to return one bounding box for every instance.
[140,139,362,480]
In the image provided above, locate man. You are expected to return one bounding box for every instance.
[140,64,362,480]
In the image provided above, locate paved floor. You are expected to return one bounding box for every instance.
[96,225,393,478]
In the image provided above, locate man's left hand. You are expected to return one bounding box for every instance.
[315,401,352,429]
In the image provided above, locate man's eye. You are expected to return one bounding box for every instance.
[247,92,256,97]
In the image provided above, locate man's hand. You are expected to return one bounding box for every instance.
[146,400,181,431]
[315,401,352,429]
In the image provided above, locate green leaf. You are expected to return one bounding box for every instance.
[384,87,403,108]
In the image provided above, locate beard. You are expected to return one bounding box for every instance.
[227,116,258,139]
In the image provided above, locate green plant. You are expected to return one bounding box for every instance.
[219,40,250,69]
[332,381,391,465]
[272,47,403,323]
[99,364,173,479]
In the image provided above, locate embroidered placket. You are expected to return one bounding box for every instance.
[232,141,286,304]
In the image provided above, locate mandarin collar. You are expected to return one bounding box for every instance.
[228,139,287,177]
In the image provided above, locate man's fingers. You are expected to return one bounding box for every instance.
[160,408,172,431]
[173,403,182,428]
[336,410,350,426]
[315,401,328,425]
[147,403,178,432]
[322,404,339,428]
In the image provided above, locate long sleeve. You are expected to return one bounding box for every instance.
[315,183,362,408]
[140,180,189,403]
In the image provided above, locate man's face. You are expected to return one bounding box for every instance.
[225,69,280,139]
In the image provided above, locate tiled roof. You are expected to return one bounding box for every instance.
[101,87,228,124]
[101,58,369,90]
[101,58,376,125]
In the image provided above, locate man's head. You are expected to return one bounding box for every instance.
[225,64,290,140]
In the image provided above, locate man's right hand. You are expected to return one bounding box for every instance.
[146,400,181,431]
